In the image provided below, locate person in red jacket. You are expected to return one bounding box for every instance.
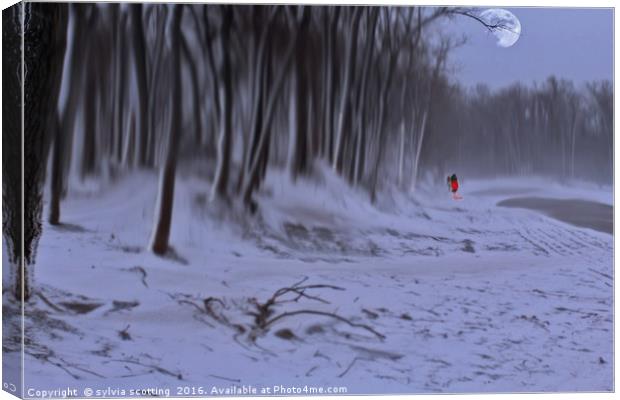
[447,174,462,200]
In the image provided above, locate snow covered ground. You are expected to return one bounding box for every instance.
[4,165,613,396]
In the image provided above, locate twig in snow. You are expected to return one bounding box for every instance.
[108,359,183,380]
[249,282,345,329]
[127,266,149,288]
[209,374,241,383]
[265,310,385,340]
[118,325,132,341]
[27,352,80,380]
[338,357,369,378]
[587,267,613,281]
[57,356,106,378]
[178,299,205,313]
[34,292,66,313]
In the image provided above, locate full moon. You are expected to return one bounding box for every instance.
[479,8,521,48]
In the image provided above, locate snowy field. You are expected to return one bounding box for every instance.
[3,165,613,395]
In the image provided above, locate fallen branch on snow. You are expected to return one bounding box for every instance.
[248,277,384,341]
[264,310,385,340]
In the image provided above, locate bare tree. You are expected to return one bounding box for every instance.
[211,6,234,200]
[332,7,363,173]
[149,4,184,255]
[49,5,89,225]
[130,4,150,167]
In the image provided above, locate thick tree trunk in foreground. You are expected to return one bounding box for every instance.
[3,3,68,300]
[149,4,183,255]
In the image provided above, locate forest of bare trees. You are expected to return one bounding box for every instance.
[3,3,613,300]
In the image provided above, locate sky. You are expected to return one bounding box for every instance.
[440,7,614,89]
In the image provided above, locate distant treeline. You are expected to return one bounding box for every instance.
[422,77,612,184]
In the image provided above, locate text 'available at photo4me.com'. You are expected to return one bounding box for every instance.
[24,384,349,398]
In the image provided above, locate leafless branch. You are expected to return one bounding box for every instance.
[451,8,520,35]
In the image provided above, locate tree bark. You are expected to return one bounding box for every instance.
[3,3,68,300]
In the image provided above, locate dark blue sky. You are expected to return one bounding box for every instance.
[441,7,614,89]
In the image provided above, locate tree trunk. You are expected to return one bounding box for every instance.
[242,7,309,209]
[130,4,150,167]
[146,6,168,167]
[211,6,233,200]
[149,4,183,255]
[410,46,446,193]
[48,5,88,225]
[398,120,406,187]
[3,3,68,300]
[287,31,309,181]
[410,110,428,192]
[370,50,397,202]
[242,7,277,187]
[322,7,340,162]
[81,61,98,178]
[353,8,377,186]
[49,116,64,225]
[333,7,362,173]
[181,36,203,147]
[397,75,408,187]
[114,13,128,164]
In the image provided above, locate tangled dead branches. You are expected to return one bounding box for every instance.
[247,277,385,341]
[171,277,386,345]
